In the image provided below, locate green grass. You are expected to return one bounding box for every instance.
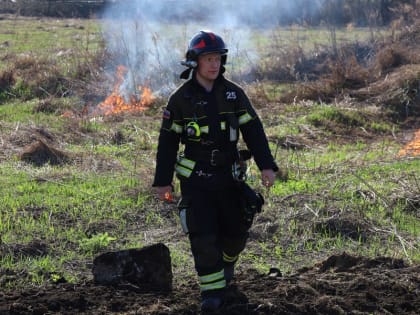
[0,17,418,290]
[255,26,385,51]
[0,17,102,56]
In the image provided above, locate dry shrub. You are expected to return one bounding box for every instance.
[0,68,15,90]
[280,52,371,103]
[329,54,371,89]
[33,96,73,114]
[280,21,420,114]
[277,39,377,104]
[375,45,403,70]
[76,47,109,81]
[7,46,108,101]
[55,46,110,102]
[10,54,68,98]
[351,64,420,119]
[261,45,308,82]
[13,54,39,71]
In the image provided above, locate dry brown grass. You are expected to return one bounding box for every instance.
[279,22,420,124]
[0,68,15,90]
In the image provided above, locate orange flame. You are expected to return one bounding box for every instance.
[94,65,155,116]
[164,191,173,203]
[398,129,420,157]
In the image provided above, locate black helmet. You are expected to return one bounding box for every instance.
[180,31,228,79]
[186,30,228,63]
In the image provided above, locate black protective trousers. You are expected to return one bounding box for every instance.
[179,180,250,277]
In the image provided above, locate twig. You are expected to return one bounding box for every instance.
[352,172,391,208]
[38,86,51,97]
[391,224,412,264]
[370,225,414,264]
[304,203,319,217]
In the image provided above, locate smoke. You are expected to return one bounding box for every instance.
[99,0,325,98]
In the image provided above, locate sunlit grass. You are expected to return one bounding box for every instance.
[0,17,102,55]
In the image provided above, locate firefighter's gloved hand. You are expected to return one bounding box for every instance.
[261,169,276,188]
[154,185,173,202]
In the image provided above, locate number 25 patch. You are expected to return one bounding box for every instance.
[226,91,237,100]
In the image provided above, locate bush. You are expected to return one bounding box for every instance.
[0,68,16,102]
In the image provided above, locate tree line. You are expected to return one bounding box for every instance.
[0,0,417,27]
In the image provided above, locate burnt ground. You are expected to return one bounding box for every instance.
[1,252,419,315]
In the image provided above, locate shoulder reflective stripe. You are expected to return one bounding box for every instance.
[220,121,226,130]
[175,165,192,177]
[170,122,183,133]
[219,111,235,115]
[199,269,224,284]
[238,112,253,125]
[178,157,195,169]
[200,125,209,133]
[200,279,226,292]
[223,252,238,263]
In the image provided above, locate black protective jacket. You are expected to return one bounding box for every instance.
[153,74,278,188]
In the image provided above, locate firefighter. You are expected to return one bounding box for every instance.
[152,30,278,312]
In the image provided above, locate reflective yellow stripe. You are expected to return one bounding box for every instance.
[220,121,226,130]
[223,252,238,263]
[170,122,183,133]
[200,125,209,133]
[178,157,195,169]
[175,165,192,177]
[200,269,224,283]
[175,156,196,178]
[200,279,226,292]
[238,112,252,125]
[200,269,226,292]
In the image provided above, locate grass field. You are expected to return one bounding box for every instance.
[0,14,419,294]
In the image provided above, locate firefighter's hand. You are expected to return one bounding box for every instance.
[154,185,173,202]
[261,169,276,188]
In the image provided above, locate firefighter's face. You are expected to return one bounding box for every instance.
[197,52,222,82]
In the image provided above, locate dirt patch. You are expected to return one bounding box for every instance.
[0,252,418,315]
[20,139,70,166]
[313,210,372,242]
[0,239,48,259]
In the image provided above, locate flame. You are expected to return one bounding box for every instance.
[95,65,155,116]
[164,191,173,202]
[398,129,420,157]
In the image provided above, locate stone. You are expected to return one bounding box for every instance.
[92,243,172,291]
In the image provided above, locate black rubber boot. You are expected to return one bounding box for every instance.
[224,264,234,284]
[201,289,224,312]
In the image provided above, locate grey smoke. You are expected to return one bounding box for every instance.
[100,0,325,98]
